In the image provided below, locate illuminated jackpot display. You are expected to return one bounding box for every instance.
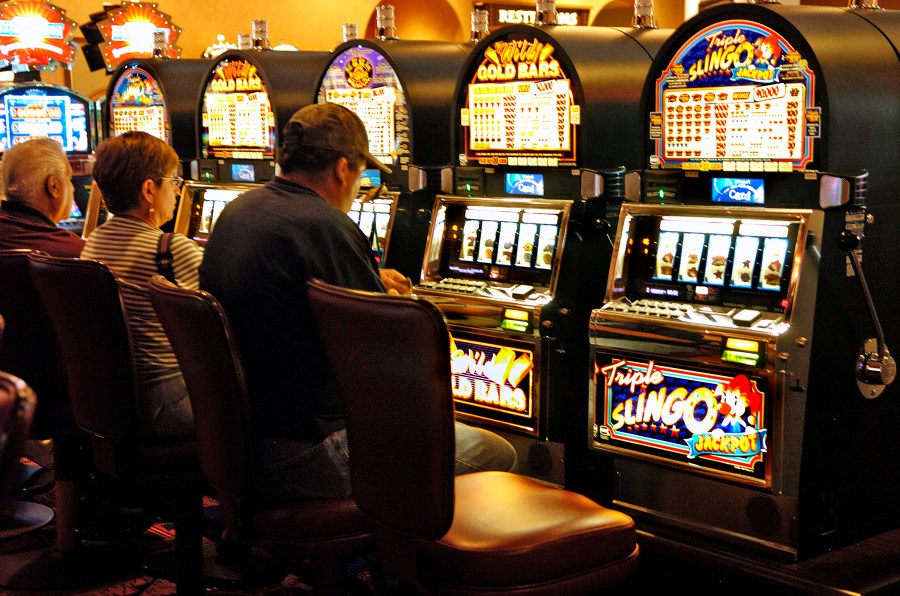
[650,21,817,171]
[200,57,275,160]
[0,86,89,152]
[318,46,408,171]
[451,334,537,433]
[108,65,168,141]
[593,356,769,483]
[461,36,579,167]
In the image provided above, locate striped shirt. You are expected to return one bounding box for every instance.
[81,216,203,385]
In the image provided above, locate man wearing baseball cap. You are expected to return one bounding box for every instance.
[200,103,516,502]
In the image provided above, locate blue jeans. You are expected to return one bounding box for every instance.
[255,422,517,500]
[138,374,194,438]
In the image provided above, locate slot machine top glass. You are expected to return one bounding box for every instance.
[458,32,579,173]
[649,19,816,174]
[318,44,408,180]
[108,65,169,142]
[200,55,276,162]
[317,39,469,187]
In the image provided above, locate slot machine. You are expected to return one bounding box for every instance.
[315,38,469,276]
[0,83,95,235]
[172,49,329,244]
[588,4,900,561]
[414,16,671,486]
[83,58,211,236]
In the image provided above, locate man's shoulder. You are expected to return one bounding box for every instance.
[0,215,85,257]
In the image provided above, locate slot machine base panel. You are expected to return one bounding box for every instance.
[631,523,900,596]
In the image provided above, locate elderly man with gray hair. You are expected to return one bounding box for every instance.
[0,137,82,256]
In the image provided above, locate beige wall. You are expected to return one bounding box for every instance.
[54,0,688,98]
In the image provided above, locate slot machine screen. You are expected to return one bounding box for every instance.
[650,20,816,171]
[109,65,169,141]
[460,35,579,168]
[505,173,544,197]
[0,86,90,153]
[711,177,764,205]
[425,200,566,289]
[360,168,381,189]
[609,205,809,316]
[192,187,243,239]
[318,46,407,173]
[348,195,395,267]
[200,57,276,160]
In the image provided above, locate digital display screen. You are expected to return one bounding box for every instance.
[348,195,395,267]
[0,87,90,153]
[424,199,565,288]
[711,178,764,205]
[201,57,275,160]
[109,65,168,142]
[360,168,381,188]
[460,35,579,168]
[317,46,407,172]
[609,206,805,313]
[505,173,544,196]
[592,355,769,483]
[651,21,815,171]
[231,163,255,182]
[193,188,243,238]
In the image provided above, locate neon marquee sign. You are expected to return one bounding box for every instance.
[96,2,181,71]
[0,0,76,70]
[594,357,768,480]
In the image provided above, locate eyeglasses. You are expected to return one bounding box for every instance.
[161,176,184,189]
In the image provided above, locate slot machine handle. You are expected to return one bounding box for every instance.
[836,230,896,397]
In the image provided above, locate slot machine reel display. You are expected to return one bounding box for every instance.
[418,19,671,486]
[172,49,328,241]
[317,38,469,276]
[589,3,899,561]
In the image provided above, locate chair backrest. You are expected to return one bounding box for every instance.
[147,275,252,498]
[0,250,69,432]
[0,371,37,508]
[28,254,138,443]
[305,278,455,540]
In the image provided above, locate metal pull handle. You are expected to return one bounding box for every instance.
[837,230,896,397]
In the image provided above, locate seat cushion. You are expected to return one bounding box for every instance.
[418,471,637,589]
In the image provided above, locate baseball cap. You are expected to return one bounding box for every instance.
[285,103,391,174]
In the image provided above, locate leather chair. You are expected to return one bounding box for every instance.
[28,254,207,595]
[147,274,376,594]
[0,250,66,543]
[306,279,640,595]
[0,371,38,521]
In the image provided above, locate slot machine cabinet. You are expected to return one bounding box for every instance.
[0,83,96,236]
[172,49,329,243]
[415,22,672,487]
[316,39,469,277]
[589,4,900,561]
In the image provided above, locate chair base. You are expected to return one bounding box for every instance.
[0,539,146,590]
[142,543,288,590]
[0,501,54,540]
